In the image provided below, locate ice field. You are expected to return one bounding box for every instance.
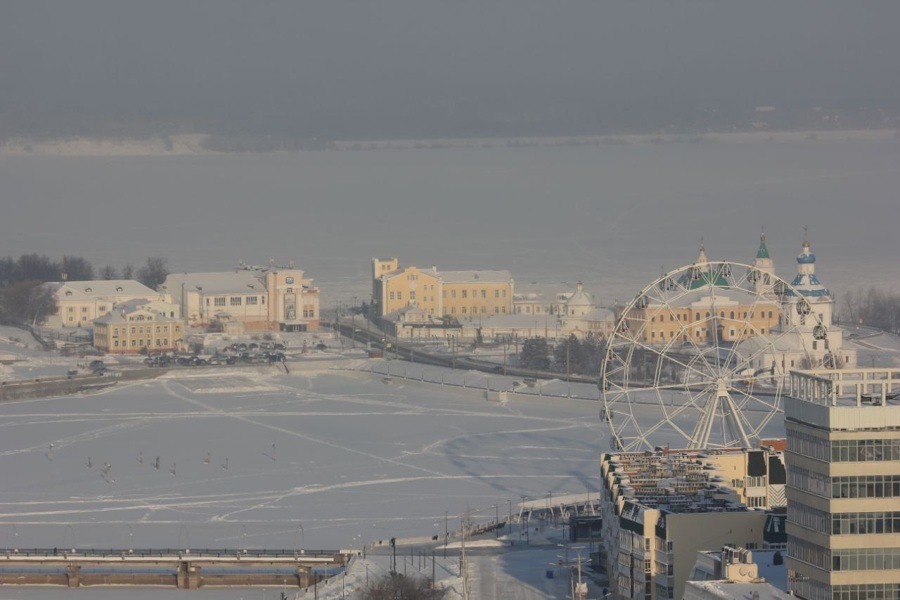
[0,366,605,552]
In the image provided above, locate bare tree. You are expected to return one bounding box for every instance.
[0,281,57,325]
[99,265,119,280]
[61,255,94,281]
[137,257,169,289]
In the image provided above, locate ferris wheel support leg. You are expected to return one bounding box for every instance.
[690,395,719,449]
[721,392,752,449]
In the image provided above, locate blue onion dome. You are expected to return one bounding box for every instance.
[797,240,816,264]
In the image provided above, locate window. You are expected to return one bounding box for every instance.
[247,296,258,305]
[214,297,226,307]
[410,291,416,300]
[461,307,467,314]
[451,290,456,299]
[397,292,402,300]
[462,290,467,299]
[390,292,395,300]
[481,290,486,298]
[230,297,242,306]
[494,290,499,298]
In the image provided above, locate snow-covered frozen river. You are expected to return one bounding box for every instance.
[0,367,604,551]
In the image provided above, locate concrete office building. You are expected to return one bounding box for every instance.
[785,368,900,600]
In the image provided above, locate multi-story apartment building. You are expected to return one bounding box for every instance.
[161,262,319,332]
[371,258,513,319]
[785,367,900,600]
[47,279,174,328]
[93,300,185,354]
[600,447,787,600]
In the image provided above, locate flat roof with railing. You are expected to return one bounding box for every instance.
[786,368,900,430]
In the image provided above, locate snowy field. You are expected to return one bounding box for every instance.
[0,367,604,553]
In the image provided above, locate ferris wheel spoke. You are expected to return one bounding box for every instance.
[618,327,720,385]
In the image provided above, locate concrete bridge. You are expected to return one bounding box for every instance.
[0,548,349,589]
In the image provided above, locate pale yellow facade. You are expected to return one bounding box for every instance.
[624,300,780,345]
[377,266,442,316]
[93,307,185,354]
[371,258,514,319]
[441,280,512,319]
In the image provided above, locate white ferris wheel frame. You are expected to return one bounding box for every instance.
[600,261,827,452]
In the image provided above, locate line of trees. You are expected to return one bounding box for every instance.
[842,287,900,335]
[518,334,607,376]
[0,253,169,326]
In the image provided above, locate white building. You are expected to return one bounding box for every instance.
[47,279,174,328]
[739,234,856,373]
[161,263,320,332]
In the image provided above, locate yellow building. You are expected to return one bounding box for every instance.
[622,245,780,345]
[93,300,185,354]
[162,263,320,332]
[440,270,513,319]
[372,262,442,317]
[48,279,174,328]
[371,258,514,319]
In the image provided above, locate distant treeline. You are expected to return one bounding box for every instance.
[842,287,900,335]
[5,103,900,149]
[0,253,169,326]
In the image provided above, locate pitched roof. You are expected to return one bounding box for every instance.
[164,271,266,295]
[53,280,159,299]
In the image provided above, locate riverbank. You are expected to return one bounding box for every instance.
[2,128,897,157]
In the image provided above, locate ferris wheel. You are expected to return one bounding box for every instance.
[600,261,827,452]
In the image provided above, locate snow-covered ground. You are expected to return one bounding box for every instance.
[0,367,603,552]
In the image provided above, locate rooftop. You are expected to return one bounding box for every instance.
[52,279,160,299]
[439,269,513,284]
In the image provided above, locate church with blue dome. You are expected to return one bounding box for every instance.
[741,229,857,372]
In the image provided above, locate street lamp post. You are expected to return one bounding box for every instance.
[492,504,499,538]
[506,499,512,536]
[444,511,448,558]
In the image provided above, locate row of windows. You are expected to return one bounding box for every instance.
[833,547,900,571]
[831,438,900,462]
[833,584,900,600]
[791,469,900,499]
[114,325,179,336]
[787,466,830,497]
[790,502,900,535]
[788,538,830,570]
[114,338,171,348]
[208,296,265,307]
[787,430,830,461]
[450,306,507,315]
[446,289,506,299]
[648,310,774,323]
[833,475,900,499]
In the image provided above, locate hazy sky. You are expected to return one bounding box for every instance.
[3,1,900,137]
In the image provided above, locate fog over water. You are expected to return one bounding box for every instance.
[2,137,899,305]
